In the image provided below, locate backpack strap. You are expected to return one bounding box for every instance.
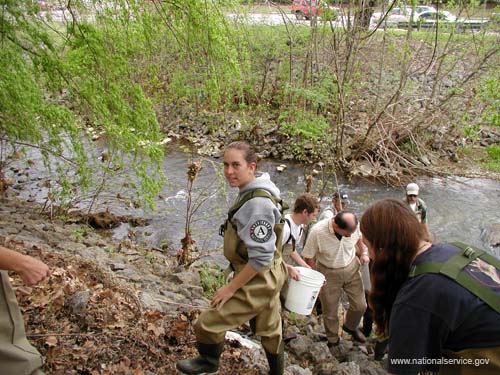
[284,218,296,251]
[227,189,287,221]
[409,242,500,314]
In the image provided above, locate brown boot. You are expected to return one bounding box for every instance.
[342,325,366,343]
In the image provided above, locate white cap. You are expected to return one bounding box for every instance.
[406,183,419,195]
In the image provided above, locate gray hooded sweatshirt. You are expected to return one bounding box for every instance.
[232,172,282,271]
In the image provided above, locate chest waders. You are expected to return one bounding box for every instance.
[0,271,44,375]
[177,189,288,375]
[408,242,500,375]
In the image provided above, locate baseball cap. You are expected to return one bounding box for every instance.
[406,183,419,196]
[333,190,350,204]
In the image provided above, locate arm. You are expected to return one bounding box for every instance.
[356,238,370,265]
[301,227,318,269]
[211,263,258,310]
[286,251,311,280]
[0,245,50,285]
[290,250,311,269]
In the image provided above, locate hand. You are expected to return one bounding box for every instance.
[287,265,300,281]
[17,255,50,286]
[210,284,235,310]
[360,254,370,265]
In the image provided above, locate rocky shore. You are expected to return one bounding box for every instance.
[1,195,386,374]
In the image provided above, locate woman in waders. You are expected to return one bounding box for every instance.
[360,199,500,375]
[176,141,287,375]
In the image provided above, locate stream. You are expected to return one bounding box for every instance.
[6,145,500,257]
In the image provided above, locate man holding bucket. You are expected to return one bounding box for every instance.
[302,210,368,351]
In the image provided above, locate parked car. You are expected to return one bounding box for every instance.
[372,5,436,26]
[417,10,457,22]
[399,10,489,31]
[291,0,327,20]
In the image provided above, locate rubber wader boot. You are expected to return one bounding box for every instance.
[176,342,224,375]
[265,345,285,375]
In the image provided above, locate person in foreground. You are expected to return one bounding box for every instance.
[0,244,50,375]
[360,198,500,375]
[176,141,287,375]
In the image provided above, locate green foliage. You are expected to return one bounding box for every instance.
[477,74,500,127]
[198,264,225,298]
[280,111,330,139]
[1,0,166,209]
[483,145,500,172]
[72,226,94,241]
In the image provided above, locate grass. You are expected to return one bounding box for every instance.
[484,145,500,172]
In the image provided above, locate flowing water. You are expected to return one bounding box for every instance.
[7,145,500,257]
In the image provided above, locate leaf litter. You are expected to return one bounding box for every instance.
[13,250,261,375]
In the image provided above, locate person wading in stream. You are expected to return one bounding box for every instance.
[176,141,287,375]
[361,198,500,375]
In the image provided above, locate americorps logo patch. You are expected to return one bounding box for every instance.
[250,220,273,243]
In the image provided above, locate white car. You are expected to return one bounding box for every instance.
[373,5,436,25]
[417,10,457,23]
[416,10,489,30]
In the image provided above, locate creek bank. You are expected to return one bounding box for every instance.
[2,195,387,374]
[159,101,500,182]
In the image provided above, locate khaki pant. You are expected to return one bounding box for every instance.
[0,271,44,375]
[195,259,287,354]
[317,258,366,344]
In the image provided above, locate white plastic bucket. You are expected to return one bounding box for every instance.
[284,267,325,315]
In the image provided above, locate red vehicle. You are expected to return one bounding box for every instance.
[291,0,325,20]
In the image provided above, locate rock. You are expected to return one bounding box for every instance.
[57,241,88,253]
[338,362,360,375]
[285,364,312,375]
[160,290,185,303]
[287,336,314,358]
[169,271,200,285]
[138,292,162,312]
[352,162,373,177]
[314,362,342,375]
[185,285,204,298]
[481,223,500,248]
[109,263,126,271]
[69,290,90,316]
[276,164,287,172]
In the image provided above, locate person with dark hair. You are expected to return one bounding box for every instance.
[361,198,500,375]
[176,141,288,375]
[1,245,50,375]
[282,193,320,279]
[302,210,369,351]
